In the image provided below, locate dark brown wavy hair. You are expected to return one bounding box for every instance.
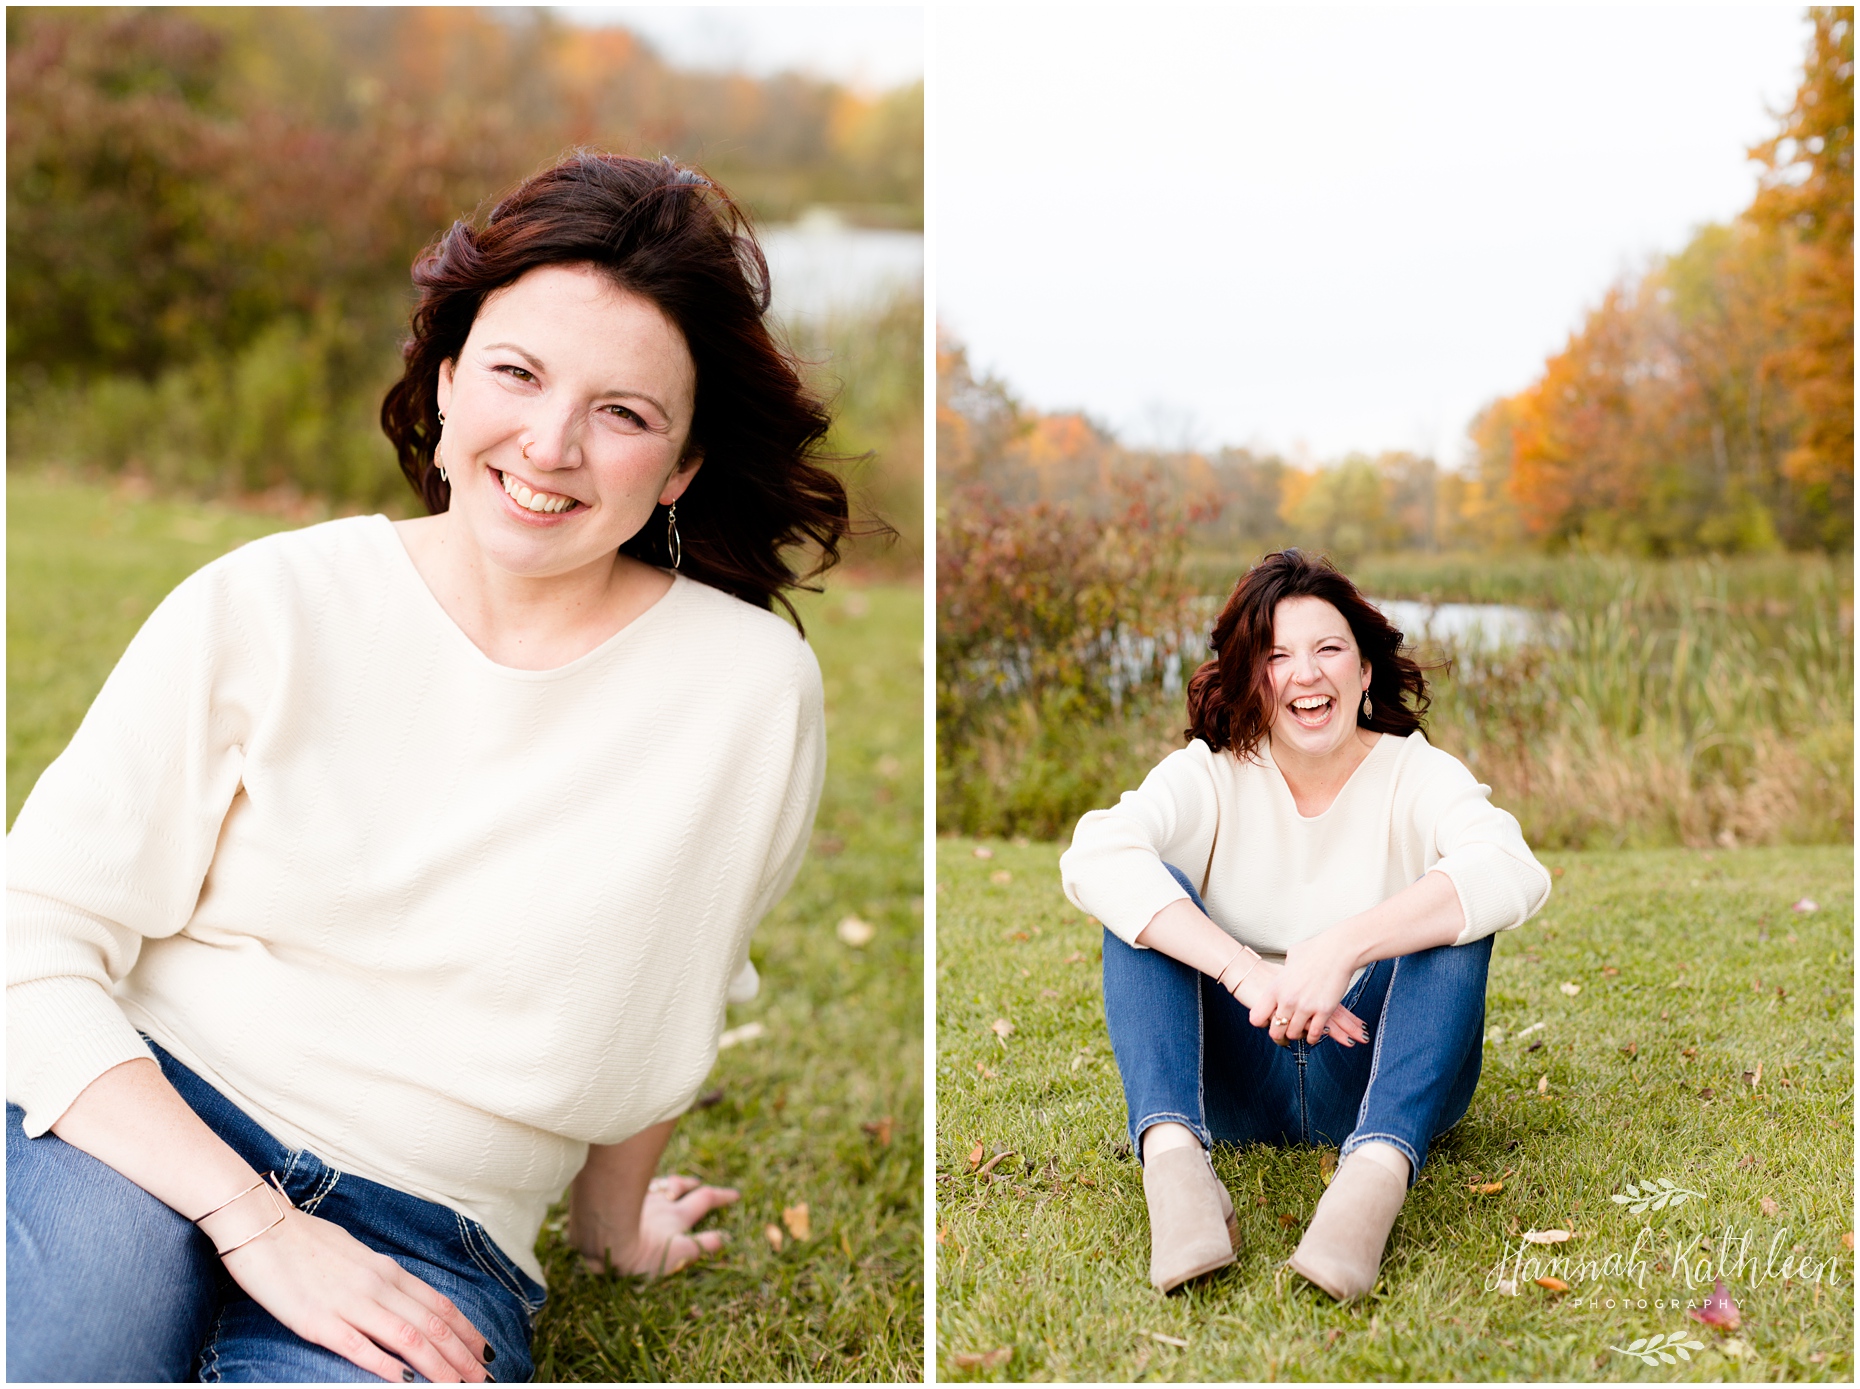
[380,151,850,625]
[1184,548,1435,758]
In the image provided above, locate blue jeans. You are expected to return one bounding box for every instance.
[7,1038,545,1382]
[1103,865,1492,1181]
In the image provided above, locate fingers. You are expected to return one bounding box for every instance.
[669,1184,741,1228]
[339,1276,486,1383]
[392,1268,491,1372]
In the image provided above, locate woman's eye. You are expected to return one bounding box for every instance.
[604,405,647,428]
[496,364,536,383]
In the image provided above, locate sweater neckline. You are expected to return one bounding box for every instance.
[1261,729,1396,822]
[368,514,686,678]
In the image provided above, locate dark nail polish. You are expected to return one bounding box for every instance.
[483,1344,497,1363]
[401,1370,414,1382]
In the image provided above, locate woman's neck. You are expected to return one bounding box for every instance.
[392,513,673,670]
[1269,727,1381,818]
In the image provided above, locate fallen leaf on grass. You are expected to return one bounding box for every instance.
[1278,1212,1299,1228]
[1471,1181,1505,1195]
[1736,1154,1757,1169]
[1319,1151,1337,1186]
[976,1150,1016,1178]
[836,915,876,947]
[972,846,994,860]
[1843,1231,1854,1251]
[1688,1278,1742,1331]
[718,1022,765,1049]
[1602,966,1620,977]
[1535,1277,1570,1293]
[973,1062,996,1079]
[989,870,1013,885]
[764,1223,784,1251]
[967,1141,985,1172]
[1760,1196,1780,1217]
[1325,1328,1344,1347]
[1142,1331,1190,1348]
[861,1115,894,1146]
[991,1018,1015,1041]
[691,1087,725,1109]
[1792,898,1817,913]
[1621,1042,1638,1058]
[815,835,845,856]
[1523,1229,1572,1244]
[1698,1087,1715,1100]
[1560,982,1582,997]
[951,1348,1011,1370]
[936,1222,949,1246]
[781,1203,811,1241]
[1744,1062,1764,1087]
[1064,951,1086,965]
[1537,1075,1550,1094]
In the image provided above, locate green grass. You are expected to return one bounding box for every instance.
[936,836,1853,1382]
[6,467,925,1381]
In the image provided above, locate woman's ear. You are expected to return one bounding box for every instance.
[659,449,704,507]
[436,360,455,418]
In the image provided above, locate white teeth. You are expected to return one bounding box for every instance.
[500,471,574,513]
[1293,696,1331,709]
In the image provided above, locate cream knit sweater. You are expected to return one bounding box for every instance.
[1060,732,1550,963]
[7,516,825,1283]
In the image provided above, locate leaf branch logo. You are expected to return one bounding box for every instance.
[1611,1177,1705,1214]
[1608,1331,1705,1366]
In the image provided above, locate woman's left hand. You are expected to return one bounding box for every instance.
[585,1175,739,1278]
[1250,930,1364,1047]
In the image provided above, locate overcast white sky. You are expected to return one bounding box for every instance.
[559,5,924,91]
[936,6,1814,466]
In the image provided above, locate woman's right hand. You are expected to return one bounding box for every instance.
[1229,959,1369,1047]
[220,1204,493,1383]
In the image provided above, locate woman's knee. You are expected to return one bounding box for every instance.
[7,1107,218,1381]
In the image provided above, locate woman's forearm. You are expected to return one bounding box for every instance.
[1328,869,1465,969]
[50,1057,265,1222]
[1134,897,1254,978]
[569,1118,676,1266]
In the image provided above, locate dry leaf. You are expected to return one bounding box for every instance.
[836,915,876,947]
[1699,1087,1716,1099]
[976,1149,1015,1177]
[972,846,994,860]
[991,1018,1015,1040]
[1319,1151,1337,1186]
[989,870,1013,885]
[1688,1278,1742,1331]
[1843,1231,1855,1251]
[1070,1054,1085,1072]
[974,1062,996,1079]
[967,1140,985,1172]
[1559,982,1581,997]
[1473,1181,1505,1195]
[1760,1196,1780,1217]
[1736,1153,1757,1169]
[781,1203,811,1241]
[1744,1061,1764,1087]
[763,1223,784,1251]
[951,1348,1012,1370]
[1534,1277,1570,1293]
[1144,1331,1189,1348]
[1523,1228,1572,1244]
[1278,1212,1298,1228]
[717,1022,765,1049]
[1791,897,1817,913]
[1537,1075,1550,1094]
[1064,951,1086,964]
[936,1222,949,1246]
[1621,1042,1638,1058]
[861,1115,894,1146]
[1601,966,1620,977]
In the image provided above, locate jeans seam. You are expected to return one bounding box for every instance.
[1354,954,1399,1136]
[1194,970,1208,1147]
[457,1211,533,1311]
[200,1301,230,1382]
[301,1168,340,1215]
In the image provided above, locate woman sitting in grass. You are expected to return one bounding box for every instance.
[1060,548,1551,1299]
[8,153,843,1382]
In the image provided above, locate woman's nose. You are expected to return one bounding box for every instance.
[520,408,580,469]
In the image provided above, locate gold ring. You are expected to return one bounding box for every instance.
[522,442,533,460]
[1272,1015,1289,1026]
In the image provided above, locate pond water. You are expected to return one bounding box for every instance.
[760,210,922,322]
[1370,598,1545,652]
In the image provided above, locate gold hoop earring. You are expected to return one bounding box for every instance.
[666,502,681,570]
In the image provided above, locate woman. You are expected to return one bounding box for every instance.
[7,153,847,1382]
[1059,549,1550,1299]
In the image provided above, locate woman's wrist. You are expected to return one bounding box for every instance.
[194,1172,291,1257]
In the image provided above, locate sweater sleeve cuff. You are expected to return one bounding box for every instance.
[6,978,155,1137]
[1060,848,1191,947]
[1436,850,1550,946]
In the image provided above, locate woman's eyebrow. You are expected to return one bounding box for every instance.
[480,341,669,416]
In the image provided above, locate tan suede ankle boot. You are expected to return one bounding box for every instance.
[1285,1152,1407,1300]
[1142,1147,1239,1292]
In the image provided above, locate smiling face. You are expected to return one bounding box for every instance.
[434,263,700,581]
[1265,595,1373,763]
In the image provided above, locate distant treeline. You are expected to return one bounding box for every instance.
[940,8,1851,557]
[5,7,923,544]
